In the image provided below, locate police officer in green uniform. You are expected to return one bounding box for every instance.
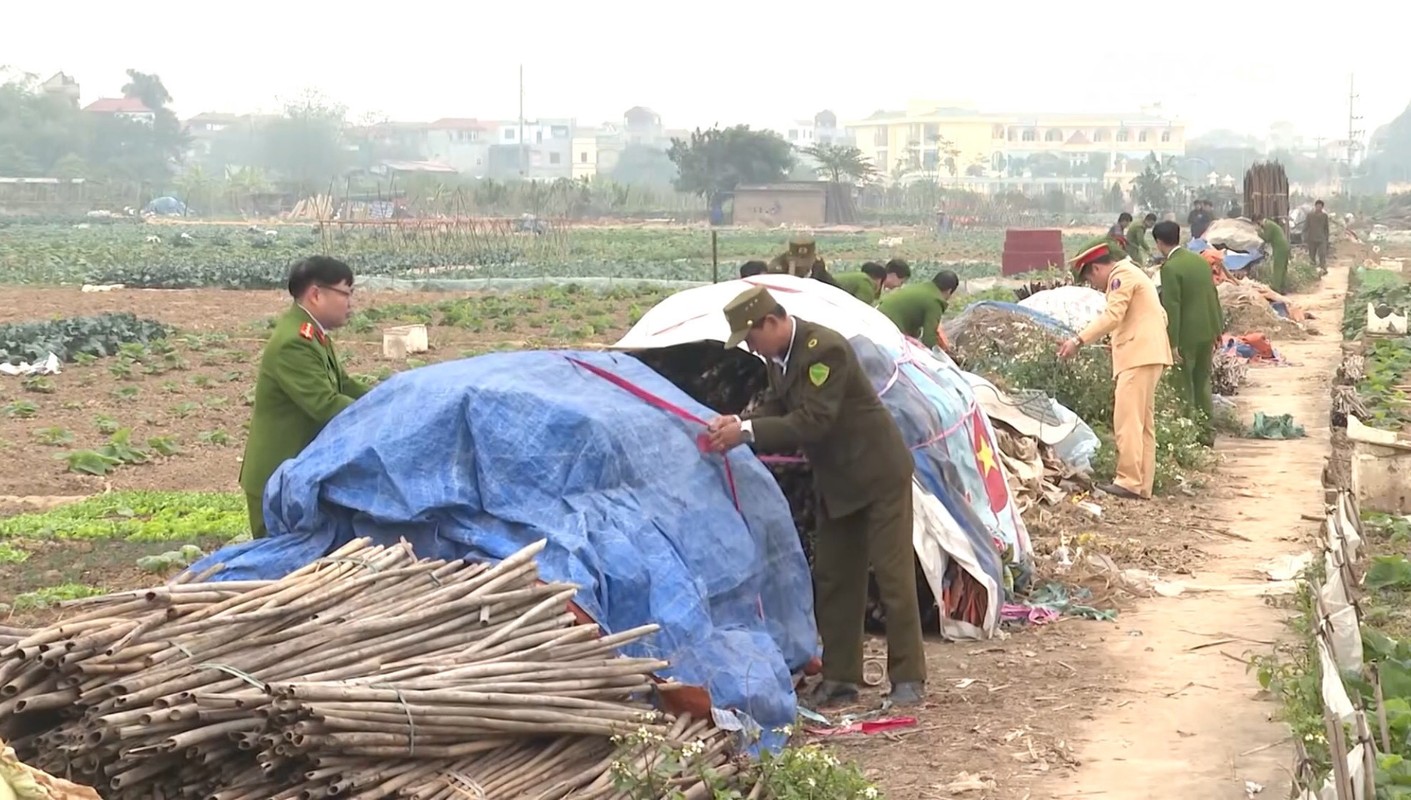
[240,256,370,538]
[877,270,958,349]
[833,262,887,304]
[1152,221,1223,446]
[1125,213,1158,266]
[705,285,927,707]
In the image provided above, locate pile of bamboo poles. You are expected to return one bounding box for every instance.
[0,539,750,799]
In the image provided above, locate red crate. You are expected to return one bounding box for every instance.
[1001,228,1065,276]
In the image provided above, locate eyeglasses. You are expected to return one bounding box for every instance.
[318,284,354,299]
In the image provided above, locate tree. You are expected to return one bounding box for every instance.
[935,136,961,178]
[800,143,876,184]
[607,144,677,188]
[118,69,188,180]
[666,125,794,206]
[1132,154,1175,211]
[260,91,352,194]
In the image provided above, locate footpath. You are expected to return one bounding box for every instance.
[1040,263,1350,799]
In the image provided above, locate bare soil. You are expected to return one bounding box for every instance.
[1032,262,1349,799]
[0,287,638,496]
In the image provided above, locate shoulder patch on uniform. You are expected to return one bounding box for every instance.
[807,337,818,349]
[1109,278,1122,291]
[298,322,315,340]
[808,362,830,387]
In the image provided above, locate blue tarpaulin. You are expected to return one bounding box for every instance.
[188,350,818,736]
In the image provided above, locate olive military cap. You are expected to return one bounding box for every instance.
[723,285,779,349]
[788,235,816,259]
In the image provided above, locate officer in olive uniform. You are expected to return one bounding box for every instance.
[767,235,841,288]
[705,285,926,707]
[1152,221,1223,446]
[1058,241,1172,499]
[240,256,370,538]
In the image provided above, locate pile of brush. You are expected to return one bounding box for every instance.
[0,539,749,799]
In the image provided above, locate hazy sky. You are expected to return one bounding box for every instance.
[4,1,1404,141]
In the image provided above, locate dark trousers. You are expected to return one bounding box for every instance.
[245,491,268,539]
[813,486,926,684]
[1308,241,1328,269]
[1173,340,1216,444]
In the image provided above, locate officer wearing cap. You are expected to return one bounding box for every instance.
[1058,239,1172,500]
[705,285,927,708]
[768,235,842,289]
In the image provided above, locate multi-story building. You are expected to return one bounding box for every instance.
[846,101,1185,182]
[769,110,853,148]
[487,119,574,180]
[425,119,492,176]
[570,107,688,181]
[184,112,257,162]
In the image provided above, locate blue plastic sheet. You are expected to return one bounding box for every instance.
[189,351,818,736]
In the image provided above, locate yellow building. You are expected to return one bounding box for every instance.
[846,102,1185,181]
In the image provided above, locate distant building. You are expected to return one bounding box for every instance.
[83,97,155,125]
[570,107,689,180]
[183,112,249,160]
[426,119,491,176]
[487,119,574,180]
[846,101,1185,186]
[40,72,79,107]
[771,110,853,148]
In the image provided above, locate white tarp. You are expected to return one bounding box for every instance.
[614,274,1034,640]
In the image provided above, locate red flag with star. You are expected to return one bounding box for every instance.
[969,411,1010,514]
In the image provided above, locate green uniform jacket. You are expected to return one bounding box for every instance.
[1159,248,1223,348]
[1125,221,1149,263]
[1259,219,1292,291]
[746,318,914,519]
[877,281,947,348]
[239,305,370,499]
[833,271,878,304]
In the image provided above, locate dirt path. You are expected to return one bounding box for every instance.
[1039,264,1349,800]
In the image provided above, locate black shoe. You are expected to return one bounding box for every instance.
[803,680,860,708]
[887,682,926,707]
[1097,483,1145,500]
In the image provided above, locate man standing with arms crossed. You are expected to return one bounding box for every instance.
[241,256,370,538]
[705,285,926,708]
[1153,221,1223,447]
[1058,241,1172,499]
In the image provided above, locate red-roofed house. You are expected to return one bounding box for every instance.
[83,97,155,125]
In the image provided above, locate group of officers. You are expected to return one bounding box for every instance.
[740,235,962,353]
[703,221,1222,705]
[241,221,1225,713]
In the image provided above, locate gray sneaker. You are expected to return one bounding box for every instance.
[804,680,860,708]
[887,681,926,707]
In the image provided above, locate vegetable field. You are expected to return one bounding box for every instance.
[0,221,1091,287]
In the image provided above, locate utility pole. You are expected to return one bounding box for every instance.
[1346,73,1363,169]
[518,65,526,179]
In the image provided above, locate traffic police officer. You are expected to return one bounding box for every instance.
[1058,241,1172,499]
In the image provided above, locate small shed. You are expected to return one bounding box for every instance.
[731,182,858,226]
[1001,229,1065,276]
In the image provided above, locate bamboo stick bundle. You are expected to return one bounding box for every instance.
[0,538,764,799]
